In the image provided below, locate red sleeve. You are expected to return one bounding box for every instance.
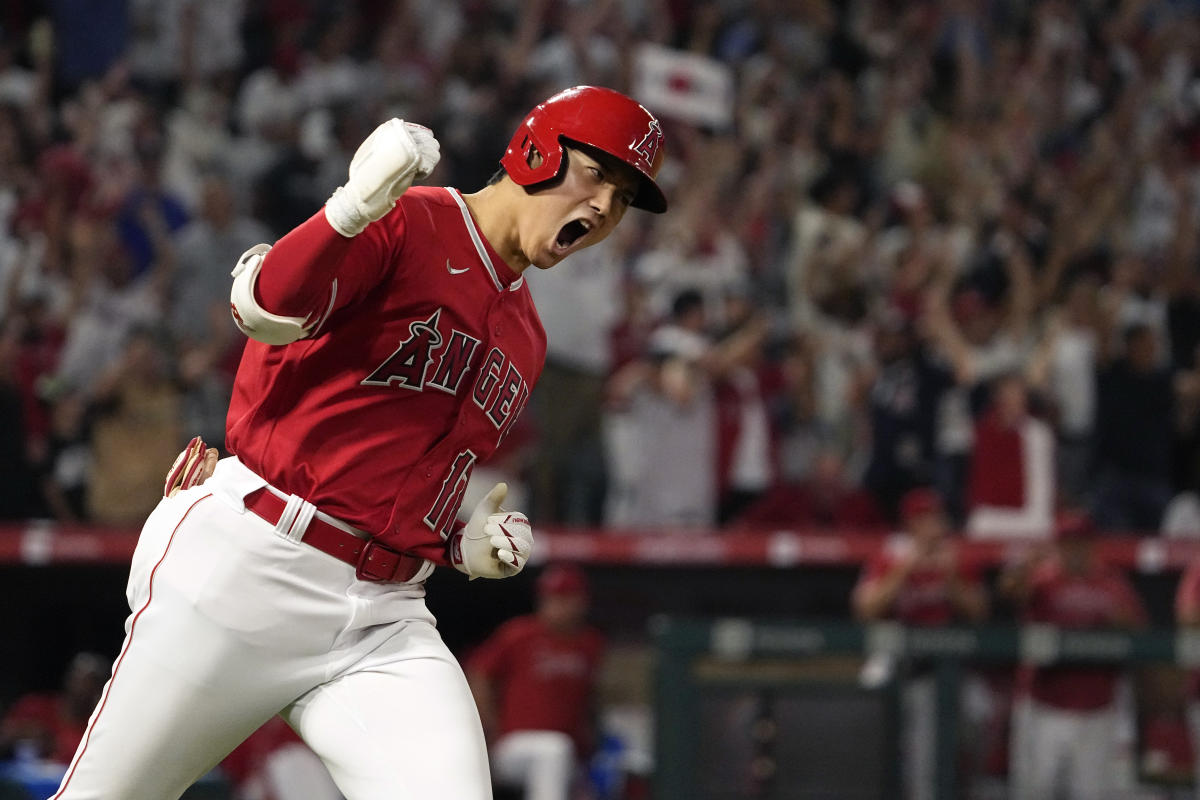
[254,205,402,329]
[1177,563,1200,620]
[852,552,894,608]
[1109,572,1149,625]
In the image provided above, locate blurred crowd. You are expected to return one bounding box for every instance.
[3,0,1200,536]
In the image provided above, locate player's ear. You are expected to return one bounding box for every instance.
[526,147,543,170]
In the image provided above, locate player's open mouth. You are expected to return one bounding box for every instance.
[553,218,593,254]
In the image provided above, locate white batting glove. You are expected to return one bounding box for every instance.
[324,119,441,238]
[450,483,534,580]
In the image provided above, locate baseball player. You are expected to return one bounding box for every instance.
[467,563,605,800]
[51,86,667,800]
[853,487,989,800]
[1000,511,1147,800]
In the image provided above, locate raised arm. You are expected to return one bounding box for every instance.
[230,120,440,345]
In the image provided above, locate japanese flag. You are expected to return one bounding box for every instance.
[632,43,735,131]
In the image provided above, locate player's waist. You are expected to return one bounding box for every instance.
[209,457,434,584]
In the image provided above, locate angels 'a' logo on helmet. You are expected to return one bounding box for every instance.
[630,118,663,167]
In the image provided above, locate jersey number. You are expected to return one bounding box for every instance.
[424,449,477,538]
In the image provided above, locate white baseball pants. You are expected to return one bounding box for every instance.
[491,730,576,800]
[1008,698,1119,800]
[52,457,491,800]
[239,742,343,800]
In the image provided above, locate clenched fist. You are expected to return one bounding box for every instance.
[325,119,441,237]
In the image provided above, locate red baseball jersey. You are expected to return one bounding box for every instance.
[1021,559,1146,711]
[467,615,605,754]
[1175,561,1200,701]
[226,187,547,564]
[0,693,87,763]
[854,538,981,625]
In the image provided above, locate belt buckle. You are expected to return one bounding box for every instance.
[355,539,408,582]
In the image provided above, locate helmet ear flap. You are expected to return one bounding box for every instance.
[503,124,564,186]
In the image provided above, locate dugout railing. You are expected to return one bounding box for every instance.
[653,617,1200,800]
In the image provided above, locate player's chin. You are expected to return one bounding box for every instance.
[538,241,578,268]
[529,250,564,270]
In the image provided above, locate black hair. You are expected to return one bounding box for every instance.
[1123,322,1154,346]
[671,289,705,320]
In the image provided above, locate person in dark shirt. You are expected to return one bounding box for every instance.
[862,308,956,521]
[1093,324,1174,531]
[0,653,107,763]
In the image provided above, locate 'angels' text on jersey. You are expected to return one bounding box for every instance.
[361,308,530,441]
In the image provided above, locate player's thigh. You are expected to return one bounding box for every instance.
[286,621,490,800]
[58,495,335,799]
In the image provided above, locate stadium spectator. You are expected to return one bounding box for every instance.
[0,319,37,518]
[964,373,1055,539]
[527,234,628,525]
[468,564,606,800]
[735,446,886,531]
[168,174,266,449]
[713,293,774,523]
[85,326,183,524]
[1026,274,1106,507]
[920,235,1036,523]
[1000,511,1148,800]
[605,289,718,527]
[853,487,988,800]
[1094,323,1175,531]
[860,306,955,521]
[3,0,1200,535]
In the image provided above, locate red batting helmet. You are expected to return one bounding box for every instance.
[900,487,944,522]
[537,563,590,598]
[501,86,668,213]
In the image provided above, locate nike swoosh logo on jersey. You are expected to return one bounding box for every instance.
[446,259,470,275]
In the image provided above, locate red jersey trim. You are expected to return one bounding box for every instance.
[52,493,214,799]
[447,189,524,293]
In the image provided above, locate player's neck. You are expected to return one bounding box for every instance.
[460,184,531,274]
